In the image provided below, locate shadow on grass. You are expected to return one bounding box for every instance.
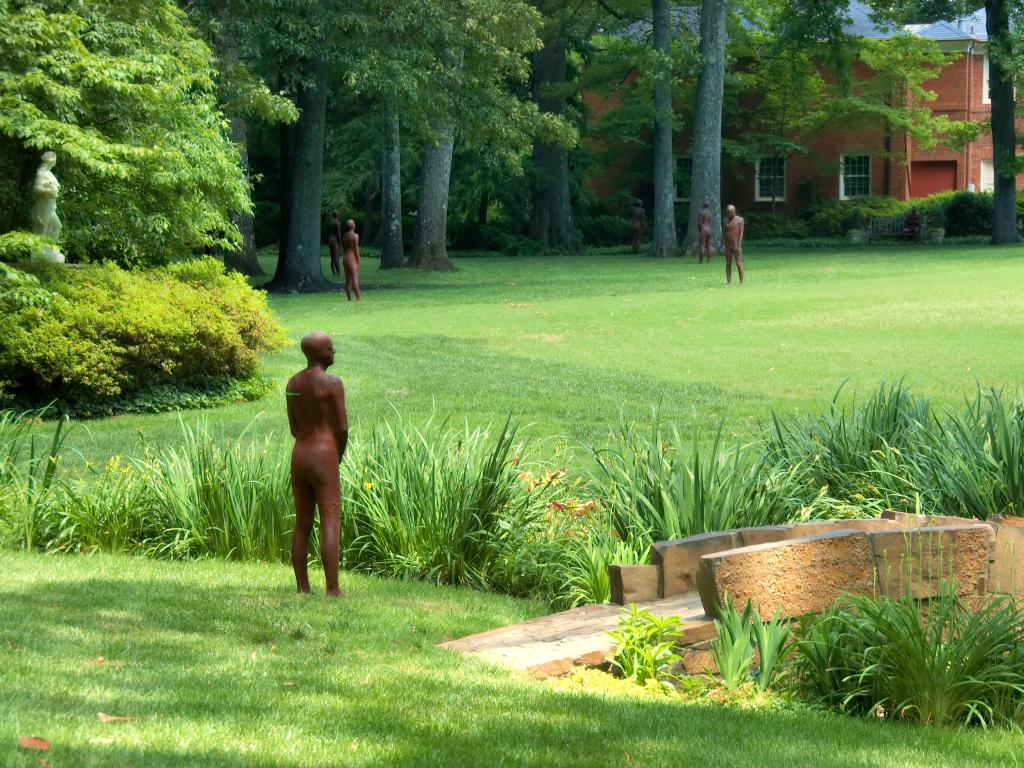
[1,558,1018,767]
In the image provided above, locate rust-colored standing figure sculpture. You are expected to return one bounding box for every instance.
[342,220,362,301]
[630,198,645,255]
[286,332,349,597]
[697,200,714,263]
[903,206,923,240]
[328,211,343,277]
[723,204,745,286]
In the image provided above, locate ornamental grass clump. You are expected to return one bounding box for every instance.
[141,420,293,562]
[591,414,793,544]
[792,592,1024,727]
[709,595,791,691]
[339,417,551,590]
[765,382,1024,521]
[0,409,68,550]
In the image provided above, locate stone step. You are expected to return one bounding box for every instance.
[441,592,710,678]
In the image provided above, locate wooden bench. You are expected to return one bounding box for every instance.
[867,213,926,243]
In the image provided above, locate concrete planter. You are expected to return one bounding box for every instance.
[927,227,945,244]
[848,228,867,244]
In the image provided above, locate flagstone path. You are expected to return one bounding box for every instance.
[441,591,713,678]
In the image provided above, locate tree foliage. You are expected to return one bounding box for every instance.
[0,0,253,266]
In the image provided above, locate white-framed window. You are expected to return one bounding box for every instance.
[981,160,995,192]
[840,154,871,198]
[674,156,693,201]
[755,157,786,201]
[983,52,1019,103]
[983,53,990,105]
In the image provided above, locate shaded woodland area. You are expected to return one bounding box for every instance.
[0,0,1020,292]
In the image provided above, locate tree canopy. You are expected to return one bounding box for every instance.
[0,0,261,265]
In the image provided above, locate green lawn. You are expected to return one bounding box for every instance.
[63,243,1024,467]
[2,551,1022,767]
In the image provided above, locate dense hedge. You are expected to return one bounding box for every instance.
[576,215,633,247]
[0,258,284,413]
[807,196,909,236]
[808,191,1024,238]
[742,214,810,241]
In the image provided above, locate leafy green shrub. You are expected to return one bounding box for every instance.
[912,190,957,230]
[942,191,994,236]
[808,197,909,236]
[0,231,54,263]
[608,605,683,689]
[0,263,54,406]
[49,375,276,420]
[0,258,284,412]
[745,237,849,248]
[743,214,809,241]
[576,215,633,247]
[792,593,1024,727]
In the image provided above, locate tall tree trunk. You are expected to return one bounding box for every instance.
[362,174,378,246]
[224,115,264,276]
[413,121,455,271]
[267,59,330,292]
[650,0,677,257]
[478,191,489,225]
[530,25,579,250]
[684,0,728,253]
[379,105,405,269]
[217,21,263,276]
[986,0,1019,244]
[277,99,293,264]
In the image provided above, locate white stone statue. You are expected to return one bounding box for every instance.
[31,151,65,263]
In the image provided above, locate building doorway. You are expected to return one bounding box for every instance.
[981,160,995,193]
[910,161,957,198]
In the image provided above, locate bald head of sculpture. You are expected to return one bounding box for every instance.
[725,204,736,218]
[346,219,356,232]
[300,331,335,369]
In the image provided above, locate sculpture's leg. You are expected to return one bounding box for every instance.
[736,248,744,285]
[725,249,733,285]
[344,265,353,301]
[314,475,342,597]
[291,474,315,594]
[352,269,361,301]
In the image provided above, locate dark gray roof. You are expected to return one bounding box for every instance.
[911,19,976,41]
[842,0,899,39]
[949,9,988,41]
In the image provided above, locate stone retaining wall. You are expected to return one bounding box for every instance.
[609,512,1024,616]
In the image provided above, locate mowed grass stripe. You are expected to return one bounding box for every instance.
[50,244,1024,467]
[2,552,1022,767]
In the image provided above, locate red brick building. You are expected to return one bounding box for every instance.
[589,4,1023,218]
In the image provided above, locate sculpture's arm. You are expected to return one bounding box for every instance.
[738,220,745,246]
[332,380,349,462]
[33,176,53,195]
[354,234,361,264]
[286,390,299,438]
